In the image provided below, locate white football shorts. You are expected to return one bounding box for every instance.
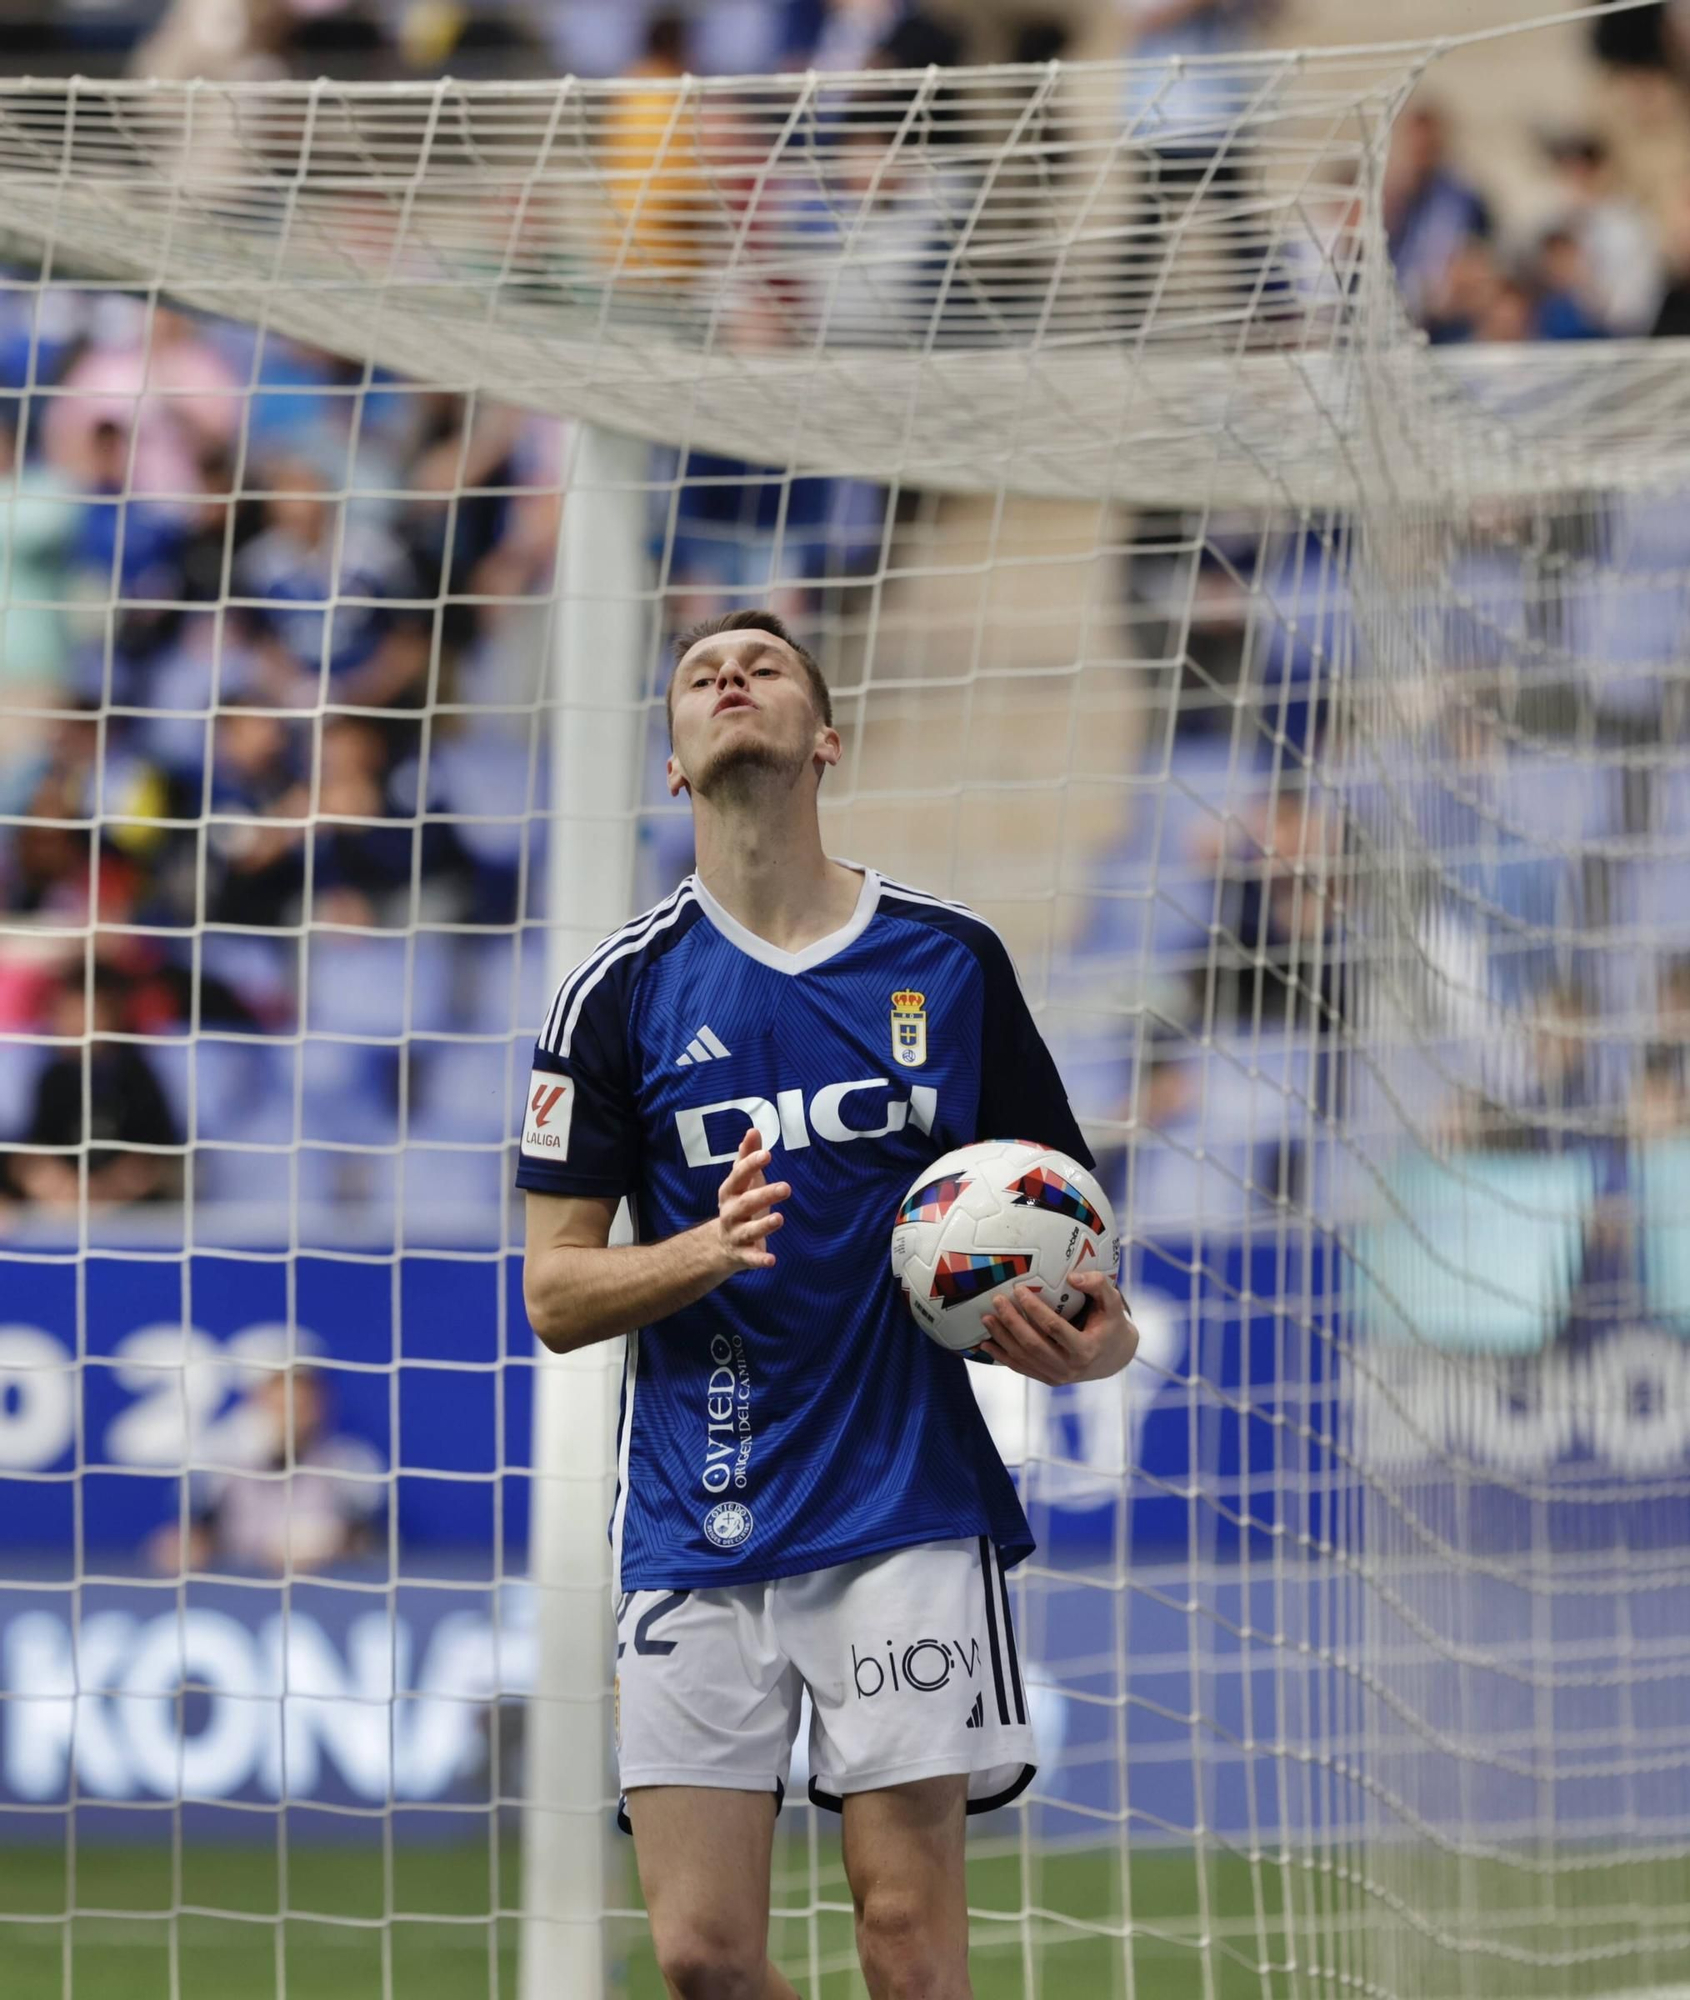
[614,1535,1035,1823]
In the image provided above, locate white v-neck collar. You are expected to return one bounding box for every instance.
[691,865,880,975]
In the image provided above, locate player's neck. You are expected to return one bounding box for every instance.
[692,807,861,955]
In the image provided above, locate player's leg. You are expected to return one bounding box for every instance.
[625,1787,801,2000]
[839,1774,972,2000]
[615,1583,805,1999]
[785,1538,1037,1998]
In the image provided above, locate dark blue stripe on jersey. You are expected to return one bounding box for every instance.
[542,880,696,1050]
[542,887,701,1058]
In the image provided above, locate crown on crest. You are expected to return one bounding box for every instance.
[891,990,926,1012]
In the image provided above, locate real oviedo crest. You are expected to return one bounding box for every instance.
[891,989,928,1069]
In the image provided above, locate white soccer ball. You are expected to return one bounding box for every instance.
[891,1139,1121,1353]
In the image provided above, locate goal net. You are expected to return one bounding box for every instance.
[0,35,1686,2000]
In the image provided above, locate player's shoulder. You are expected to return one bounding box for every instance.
[874,874,1015,973]
[537,878,706,1059]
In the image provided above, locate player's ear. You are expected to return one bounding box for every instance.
[812,725,842,777]
[666,752,691,800]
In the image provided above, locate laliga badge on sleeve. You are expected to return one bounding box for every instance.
[523,1071,575,1160]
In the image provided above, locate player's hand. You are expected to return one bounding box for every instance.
[977,1270,1139,1386]
[711,1128,790,1274]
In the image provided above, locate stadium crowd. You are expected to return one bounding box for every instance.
[3,0,1690,1291]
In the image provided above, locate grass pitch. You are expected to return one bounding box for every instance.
[1,1834,1684,1998]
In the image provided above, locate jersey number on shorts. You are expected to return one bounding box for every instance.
[618,1590,689,1659]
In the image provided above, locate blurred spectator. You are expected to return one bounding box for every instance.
[811,0,904,72]
[871,9,965,69]
[1121,0,1280,147]
[1533,228,1610,340]
[308,715,474,928]
[71,417,190,620]
[208,713,474,931]
[114,446,242,669]
[278,0,392,78]
[1384,102,1492,329]
[1541,131,1663,335]
[135,0,288,81]
[204,697,311,928]
[1633,1039,1687,1140]
[1651,184,1690,335]
[139,0,395,83]
[601,12,709,278]
[1591,0,1690,77]
[236,453,428,711]
[402,398,562,660]
[1209,781,1343,1028]
[44,304,243,508]
[1525,981,1600,1134]
[1119,1,1282,318]
[1661,955,1690,1043]
[147,1363,386,1576]
[4,964,180,1210]
[0,415,79,734]
[0,709,165,933]
[1422,239,1540,345]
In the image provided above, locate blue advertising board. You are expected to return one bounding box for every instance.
[0,1229,1333,1560]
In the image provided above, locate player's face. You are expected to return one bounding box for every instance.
[666,635,839,802]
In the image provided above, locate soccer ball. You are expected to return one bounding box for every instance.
[891,1139,1121,1353]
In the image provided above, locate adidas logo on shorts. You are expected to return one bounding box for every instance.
[964,1691,984,1730]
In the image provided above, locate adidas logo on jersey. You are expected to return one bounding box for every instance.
[964,1692,984,1729]
[676,1025,731,1068]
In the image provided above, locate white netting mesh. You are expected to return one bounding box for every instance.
[0,35,1687,2000]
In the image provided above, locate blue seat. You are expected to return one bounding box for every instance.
[1124,1129,1254,1240]
[459,933,550,1040]
[300,1039,398,1145]
[398,1143,505,1245]
[0,1040,48,1140]
[1194,1031,1315,1149]
[1610,855,1690,954]
[304,931,456,1040]
[423,734,534,870]
[1442,548,1527,676]
[409,1040,512,1145]
[1352,1150,1595,1353]
[192,1040,293,1144]
[200,934,296,1021]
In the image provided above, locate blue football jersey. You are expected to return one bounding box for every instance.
[515,867,1092,1591]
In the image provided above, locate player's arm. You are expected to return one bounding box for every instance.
[967,924,1140,1385]
[524,1130,788,1354]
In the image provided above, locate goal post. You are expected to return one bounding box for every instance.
[0,31,1688,2000]
[524,420,650,1999]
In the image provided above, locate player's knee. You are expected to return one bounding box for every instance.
[651,1915,766,2000]
[854,1885,956,1997]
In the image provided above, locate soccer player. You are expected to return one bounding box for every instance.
[519,610,1139,2000]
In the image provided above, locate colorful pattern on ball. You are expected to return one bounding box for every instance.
[1011,1164,1106,1234]
[897,1174,969,1226]
[932,1250,1034,1308]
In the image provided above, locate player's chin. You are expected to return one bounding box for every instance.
[689,737,802,797]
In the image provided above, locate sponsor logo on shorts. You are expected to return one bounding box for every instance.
[703,1501,753,1549]
[851,1636,982,1698]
